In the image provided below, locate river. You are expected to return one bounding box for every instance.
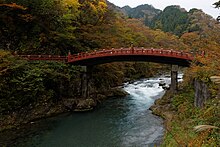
[1,74,182,147]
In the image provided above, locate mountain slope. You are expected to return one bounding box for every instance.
[150,5,189,36]
[122,4,161,19]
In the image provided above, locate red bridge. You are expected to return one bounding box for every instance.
[16,47,204,97]
[17,48,200,67]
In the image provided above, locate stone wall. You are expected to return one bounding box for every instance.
[194,79,210,107]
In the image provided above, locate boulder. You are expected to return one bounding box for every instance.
[74,99,97,112]
[159,81,166,86]
[106,88,129,98]
[63,99,77,110]
[162,84,170,90]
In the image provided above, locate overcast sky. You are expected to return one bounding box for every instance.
[108,0,220,18]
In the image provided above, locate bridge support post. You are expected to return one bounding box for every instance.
[81,66,92,99]
[170,65,178,93]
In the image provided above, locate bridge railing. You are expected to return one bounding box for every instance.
[16,48,202,63]
[17,55,68,62]
[68,48,195,62]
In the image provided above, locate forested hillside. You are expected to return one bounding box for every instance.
[0,0,220,145]
[1,0,189,54]
[150,5,189,36]
[0,0,187,130]
[121,4,220,38]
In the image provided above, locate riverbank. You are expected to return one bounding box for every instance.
[0,51,168,133]
[1,77,165,146]
[0,87,128,132]
[150,84,220,146]
[150,90,174,120]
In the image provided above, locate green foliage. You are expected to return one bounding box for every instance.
[1,0,80,54]
[78,0,107,25]
[1,0,190,54]
[162,84,220,146]
[92,63,124,89]
[0,3,220,142]
[122,4,161,20]
[150,6,189,36]
[0,50,81,114]
[0,1,191,117]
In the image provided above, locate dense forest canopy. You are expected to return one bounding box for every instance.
[0,0,220,101]
[0,1,220,145]
[1,0,187,115]
[1,0,192,55]
[0,0,220,109]
[149,5,189,36]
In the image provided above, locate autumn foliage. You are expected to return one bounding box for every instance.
[0,1,220,145]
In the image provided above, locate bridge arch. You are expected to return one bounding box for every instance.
[68,48,194,67]
[67,48,197,98]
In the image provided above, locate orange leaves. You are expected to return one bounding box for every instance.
[0,3,27,10]
[181,32,200,44]
[0,2,32,22]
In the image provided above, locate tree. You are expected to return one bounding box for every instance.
[1,0,80,54]
[213,1,220,21]
[150,5,189,36]
[213,1,220,8]
[78,0,107,25]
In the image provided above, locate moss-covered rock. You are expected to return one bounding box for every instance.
[74,99,97,112]
[106,88,129,98]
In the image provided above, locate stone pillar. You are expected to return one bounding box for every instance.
[170,65,178,93]
[81,66,93,99]
[81,66,88,99]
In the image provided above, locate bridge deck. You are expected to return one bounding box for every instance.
[15,48,200,67]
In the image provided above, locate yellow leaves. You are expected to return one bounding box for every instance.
[89,3,97,13]
[0,3,27,10]
[89,1,107,14]
[61,0,80,15]
[62,0,79,8]
[0,50,10,58]
[78,0,107,25]
[190,64,214,81]
[98,1,107,13]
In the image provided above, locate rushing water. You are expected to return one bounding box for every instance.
[1,75,182,147]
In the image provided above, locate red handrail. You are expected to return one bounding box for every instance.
[68,48,194,63]
[15,48,199,64]
[16,55,67,62]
